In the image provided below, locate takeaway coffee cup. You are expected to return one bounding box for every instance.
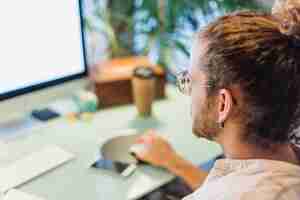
[132,67,155,117]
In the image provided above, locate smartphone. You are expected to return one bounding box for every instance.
[91,158,137,177]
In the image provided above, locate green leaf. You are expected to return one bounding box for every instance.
[174,40,190,57]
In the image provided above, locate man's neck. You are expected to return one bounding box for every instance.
[216,126,299,165]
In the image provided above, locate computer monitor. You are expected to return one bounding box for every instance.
[0,0,88,120]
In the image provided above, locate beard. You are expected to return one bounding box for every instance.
[192,97,220,141]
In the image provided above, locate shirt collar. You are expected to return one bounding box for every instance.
[213,158,300,176]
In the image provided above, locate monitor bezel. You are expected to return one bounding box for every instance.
[0,0,88,101]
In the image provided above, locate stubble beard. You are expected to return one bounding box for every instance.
[192,99,220,141]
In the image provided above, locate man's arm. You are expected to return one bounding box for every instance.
[165,153,209,190]
[131,130,208,191]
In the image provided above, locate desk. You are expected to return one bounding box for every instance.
[0,86,222,200]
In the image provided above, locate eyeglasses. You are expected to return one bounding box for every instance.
[176,71,238,107]
[176,70,192,95]
[176,70,211,96]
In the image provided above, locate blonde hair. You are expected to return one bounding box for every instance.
[272,0,300,39]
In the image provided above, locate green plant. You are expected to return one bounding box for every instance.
[84,0,136,57]
[84,0,267,69]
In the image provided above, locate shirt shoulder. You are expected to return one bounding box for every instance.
[182,158,300,200]
[183,179,300,200]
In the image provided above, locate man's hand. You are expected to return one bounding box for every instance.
[130,129,209,190]
[130,130,178,169]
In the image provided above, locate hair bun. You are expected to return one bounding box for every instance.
[272,0,300,42]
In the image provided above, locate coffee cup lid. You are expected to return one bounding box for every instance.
[133,66,155,79]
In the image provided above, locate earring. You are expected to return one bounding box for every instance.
[219,122,225,128]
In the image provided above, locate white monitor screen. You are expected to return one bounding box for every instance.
[0,0,87,100]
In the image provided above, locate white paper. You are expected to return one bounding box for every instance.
[3,189,45,200]
[0,146,74,193]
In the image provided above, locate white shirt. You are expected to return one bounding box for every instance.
[183,158,300,200]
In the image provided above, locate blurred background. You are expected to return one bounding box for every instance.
[83,0,274,79]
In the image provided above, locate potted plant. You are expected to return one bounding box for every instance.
[84,0,267,107]
[84,0,265,72]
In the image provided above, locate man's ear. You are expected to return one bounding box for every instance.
[217,89,234,124]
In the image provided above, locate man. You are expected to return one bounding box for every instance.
[131,1,300,199]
